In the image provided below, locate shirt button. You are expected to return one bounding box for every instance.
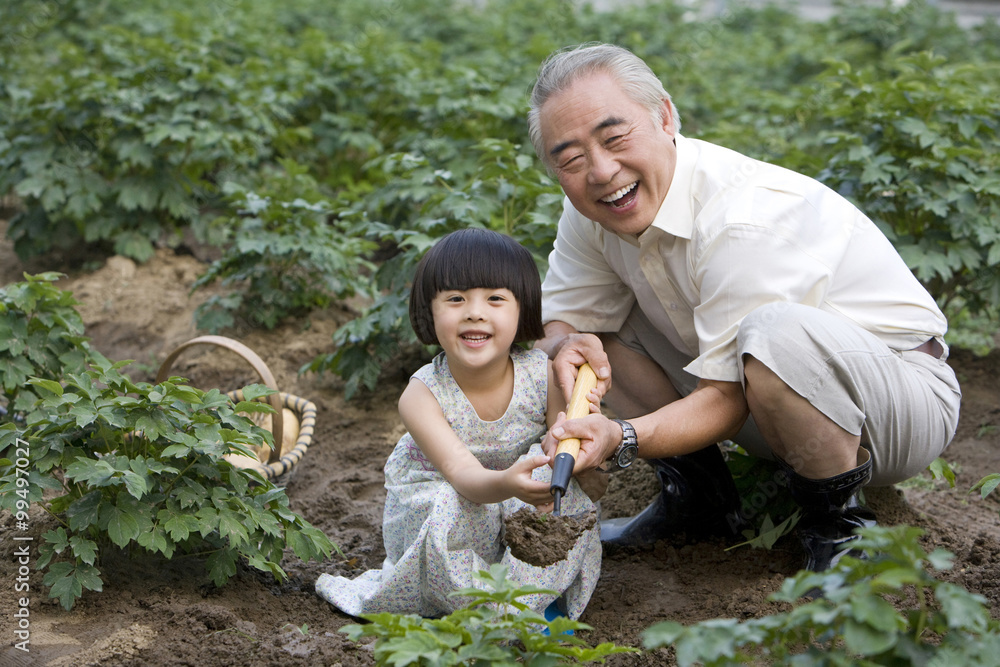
[669,303,679,311]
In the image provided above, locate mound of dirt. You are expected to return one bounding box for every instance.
[1,233,999,666]
[504,507,598,568]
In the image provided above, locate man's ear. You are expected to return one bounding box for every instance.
[659,99,677,137]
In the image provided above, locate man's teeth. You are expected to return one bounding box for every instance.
[601,182,637,203]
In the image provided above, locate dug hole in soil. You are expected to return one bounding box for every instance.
[1,228,999,666]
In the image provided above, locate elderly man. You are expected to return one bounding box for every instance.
[531,43,961,571]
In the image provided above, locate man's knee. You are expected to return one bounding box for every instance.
[741,354,767,384]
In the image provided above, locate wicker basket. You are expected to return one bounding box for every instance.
[156,335,316,485]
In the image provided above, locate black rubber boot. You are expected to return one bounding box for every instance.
[599,444,748,546]
[783,448,877,572]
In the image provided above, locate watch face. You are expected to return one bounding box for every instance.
[617,446,638,469]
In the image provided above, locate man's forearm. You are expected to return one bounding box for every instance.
[632,379,749,459]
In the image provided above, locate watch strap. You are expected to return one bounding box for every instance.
[606,418,638,472]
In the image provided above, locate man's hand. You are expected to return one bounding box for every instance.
[550,331,612,404]
[545,410,622,474]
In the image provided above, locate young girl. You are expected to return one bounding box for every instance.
[316,227,604,619]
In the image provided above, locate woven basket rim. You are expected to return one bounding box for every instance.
[227,390,317,482]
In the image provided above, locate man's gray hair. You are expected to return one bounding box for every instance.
[527,43,680,165]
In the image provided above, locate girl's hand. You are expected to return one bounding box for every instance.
[505,454,556,510]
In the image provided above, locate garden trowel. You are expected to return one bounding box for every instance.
[549,363,598,515]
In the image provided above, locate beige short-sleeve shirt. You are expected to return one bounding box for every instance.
[541,135,947,383]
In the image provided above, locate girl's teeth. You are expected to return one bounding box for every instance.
[601,182,637,203]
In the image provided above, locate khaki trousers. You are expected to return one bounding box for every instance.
[612,302,961,486]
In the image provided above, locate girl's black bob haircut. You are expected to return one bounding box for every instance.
[409,228,545,346]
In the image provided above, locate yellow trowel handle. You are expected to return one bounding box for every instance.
[551,363,599,512]
[554,363,599,461]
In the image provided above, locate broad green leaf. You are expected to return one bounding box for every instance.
[285,526,320,562]
[135,415,163,440]
[206,548,238,588]
[102,503,142,548]
[843,617,897,655]
[971,473,1000,499]
[161,511,200,543]
[161,444,192,458]
[895,117,939,148]
[28,378,64,396]
[44,562,82,611]
[137,525,171,556]
[67,491,103,531]
[218,509,250,547]
[850,594,901,632]
[74,562,104,593]
[68,404,99,428]
[69,536,99,566]
[240,384,277,402]
[121,470,149,499]
[65,458,116,486]
[935,582,989,632]
[42,526,70,552]
[376,633,450,667]
[927,458,957,488]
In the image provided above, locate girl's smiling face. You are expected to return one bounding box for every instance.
[431,287,520,372]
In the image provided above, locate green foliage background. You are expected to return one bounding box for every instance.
[0,276,336,611]
[2,0,999,392]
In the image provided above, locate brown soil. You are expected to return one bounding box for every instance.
[504,507,598,568]
[1,235,999,666]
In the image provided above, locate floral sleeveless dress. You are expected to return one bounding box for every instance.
[316,346,601,619]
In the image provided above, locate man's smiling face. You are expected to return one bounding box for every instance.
[539,71,678,237]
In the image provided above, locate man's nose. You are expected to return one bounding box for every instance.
[587,149,618,185]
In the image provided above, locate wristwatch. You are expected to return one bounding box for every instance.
[603,419,638,472]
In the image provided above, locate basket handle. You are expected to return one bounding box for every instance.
[156,335,284,463]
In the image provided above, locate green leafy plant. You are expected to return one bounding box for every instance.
[0,357,337,611]
[644,525,1000,666]
[0,2,302,261]
[192,158,377,332]
[0,273,93,415]
[303,139,562,398]
[927,457,958,487]
[970,473,1000,503]
[341,563,638,666]
[789,52,1000,351]
[726,454,959,549]
[723,447,799,550]
[283,622,310,636]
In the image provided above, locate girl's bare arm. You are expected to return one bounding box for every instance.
[398,379,553,507]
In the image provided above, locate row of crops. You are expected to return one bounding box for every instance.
[2,0,999,391]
